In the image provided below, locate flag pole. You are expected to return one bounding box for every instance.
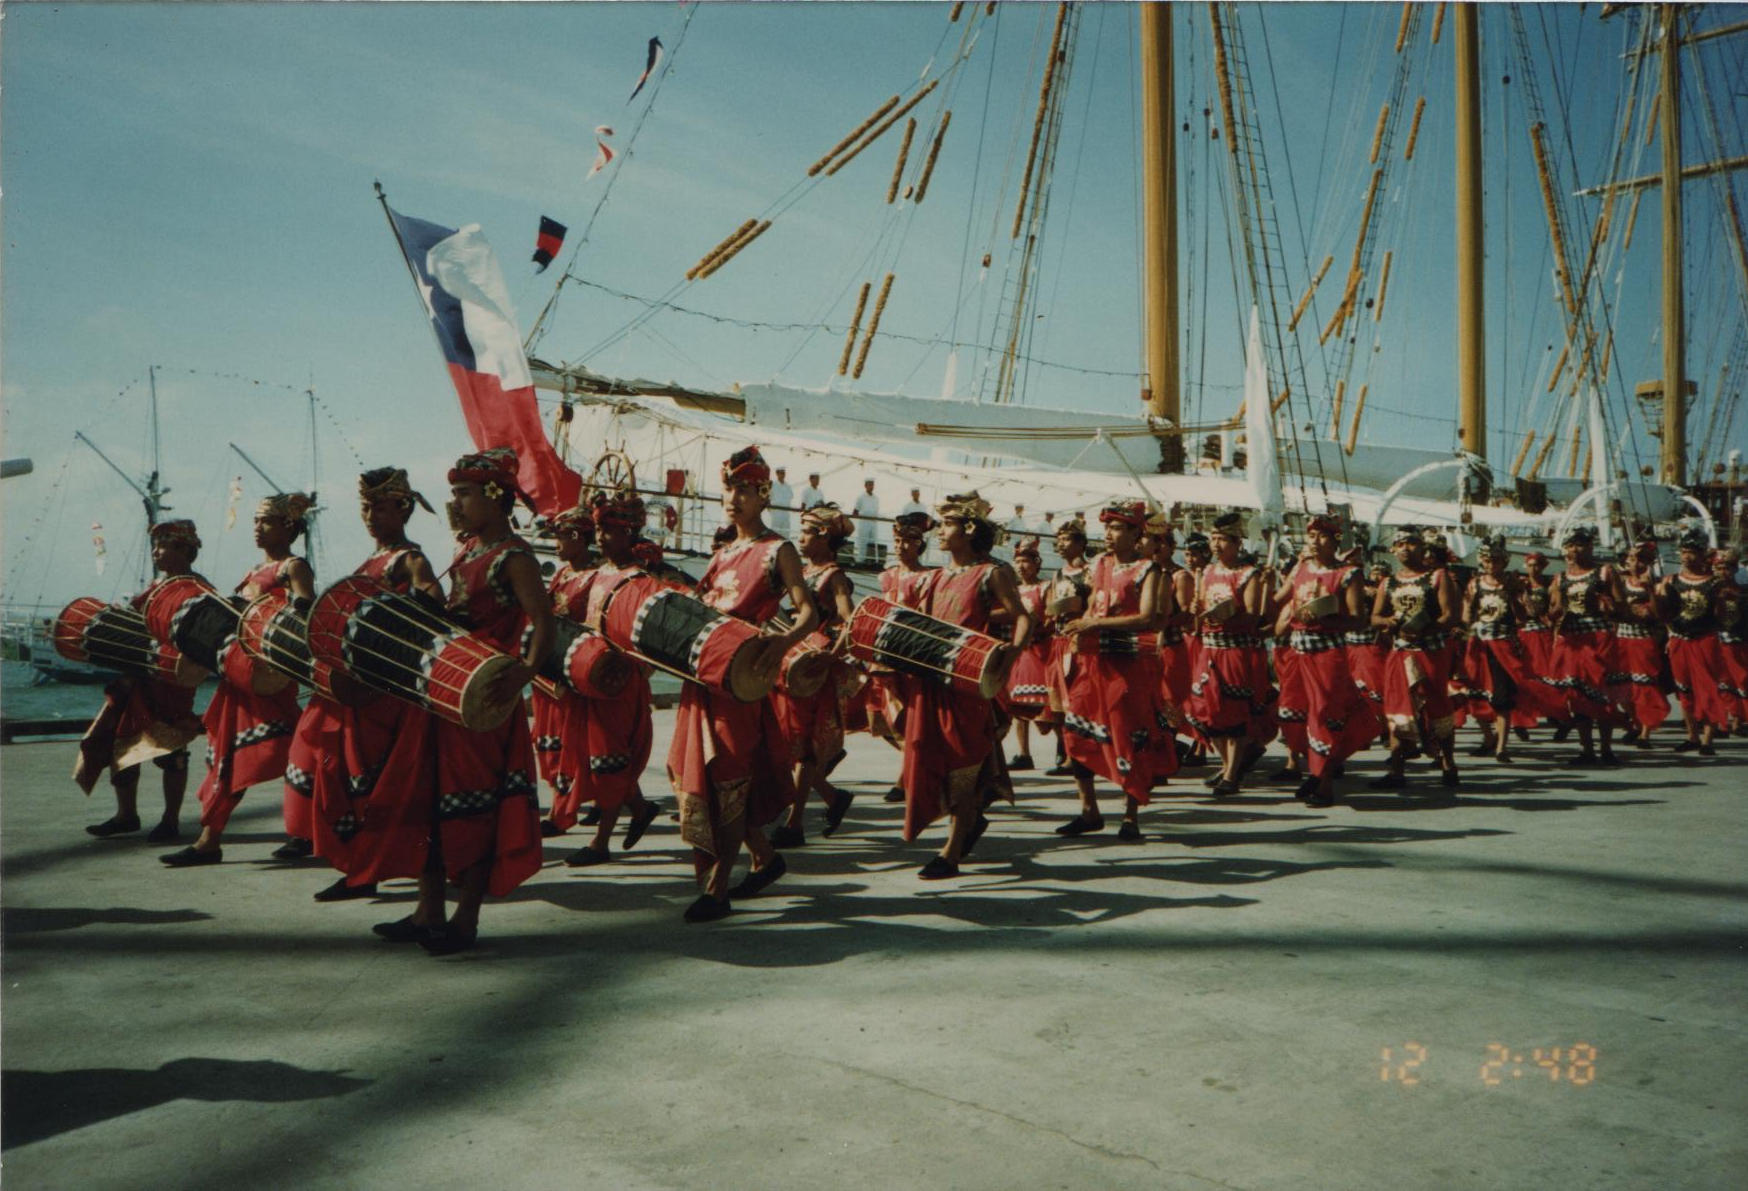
[373,180,478,405]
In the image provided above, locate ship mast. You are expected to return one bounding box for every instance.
[1658,2,1687,486]
[1454,5,1486,459]
[1140,3,1182,471]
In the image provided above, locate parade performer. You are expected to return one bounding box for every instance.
[78,519,207,842]
[1459,535,1566,763]
[1542,525,1629,765]
[532,502,600,836]
[1713,549,1748,731]
[1369,526,1461,789]
[1177,530,1214,765]
[902,492,1030,879]
[1143,516,1197,744]
[1184,511,1276,796]
[1267,538,1317,787]
[161,495,313,867]
[868,510,939,801]
[1002,536,1053,769]
[1056,500,1176,838]
[1613,535,1672,747]
[1659,528,1733,754]
[556,490,664,866]
[667,446,816,922]
[773,502,857,845]
[1275,515,1378,807]
[371,448,553,954]
[289,468,442,902]
[1518,551,1556,675]
[1042,515,1093,775]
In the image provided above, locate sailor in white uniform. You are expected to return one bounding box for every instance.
[852,478,882,565]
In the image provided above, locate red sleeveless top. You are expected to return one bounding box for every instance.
[237,556,305,599]
[699,532,786,624]
[448,534,535,651]
[880,564,938,610]
[355,544,420,594]
[927,561,997,632]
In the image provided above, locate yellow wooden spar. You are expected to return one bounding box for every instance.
[1014,3,1070,239]
[851,273,896,380]
[696,221,770,281]
[1404,96,1426,161]
[838,281,872,376]
[1369,103,1390,165]
[1373,250,1394,322]
[1287,255,1332,332]
[1345,384,1369,456]
[912,111,952,203]
[808,96,900,177]
[827,80,941,178]
[1330,379,1346,441]
[687,219,756,280]
[886,118,917,204]
[1511,429,1536,478]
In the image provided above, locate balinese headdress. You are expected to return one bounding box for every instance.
[1012,535,1042,560]
[1677,526,1709,552]
[1391,525,1423,547]
[1099,500,1150,530]
[632,539,665,568]
[1524,550,1548,564]
[1143,511,1173,539]
[1305,513,1341,536]
[591,490,646,530]
[937,491,993,524]
[1560,524,1598,548]
[1183,531,1211,551]
[548,504,596,536]
[1476,534,1507,562]
[150,519,201,551]
[256,492,314,523]
[893,511,937,539]
[720,445,772,490]
[1054,515,1088,541]
[449,447,533,507]
[1210,510,1246,538]
[802,502,854,540]
[358,467,435,514]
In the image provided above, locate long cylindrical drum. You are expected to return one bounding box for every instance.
[53,597,194,686]
[776,632,834,700]
[239,589,375,707]
[599,575,772,703]
[847,595,1005,698]
[141,576,229,671]
[306,575,520,731]
[524,616,633,700]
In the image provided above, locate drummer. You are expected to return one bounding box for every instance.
[1182,511,1277,797]
[554,490,663,867]
[1000,536,1053,771]
[293,467,443,903]
[161,495,313,868]
[533,503,598,837]
[78,519,208,843]
[1143,514,1198,759]
[368,447,553,954]
[773,502,857,846]
[868,509,940,801]
[1042,516,1093,776]
[902,492,1032,880]
[1056,501,1176,839]
[668,445,818,922]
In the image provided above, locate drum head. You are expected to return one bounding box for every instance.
[172,654,211,689]
[780,649,833,700]
[456,653,521,732]
[724,640,775,703]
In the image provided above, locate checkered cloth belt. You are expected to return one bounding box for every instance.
[1202,630,1262,650]
[1288,628,1344,654]
[1471,621,1516,641]
[1561,614,1611,635]
[1614,623,1654,640]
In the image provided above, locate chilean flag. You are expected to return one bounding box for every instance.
[386,205,580,515]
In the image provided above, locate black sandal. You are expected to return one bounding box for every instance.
[727,853,787,899]
[86,815,141,838]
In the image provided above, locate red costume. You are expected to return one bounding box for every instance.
[1609,575,1672,735]
[1004,578,1052,720]
[1061,554,1176,799]
[1719,580,1748,720]
[196,558,305,833]
[1277,562,1378,777]
[1380,568,1457,744]
[1541,568,1628,727]
[852,563,938,739]
[290,546,437,882]
[1461,575,1569,730]
[667,532,797,859]
[73,575,206,794]
[1184,562,1277,745]
[900,561,1012,839]
[772,559,849,771]
[363,533,545,898]
[1664,574,1735,731]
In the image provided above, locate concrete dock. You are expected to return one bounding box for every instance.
[2,715,1744,1189]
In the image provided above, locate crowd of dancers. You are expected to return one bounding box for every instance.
[73,445,1747,949]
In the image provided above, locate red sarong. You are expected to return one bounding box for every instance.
[1609,635,1672,734]
[197,648,301,832]
[1291,645,1378,777]
[1383,642,1456,743]
[899,680,1010,839]
[1062,651,1177,801]
[1184,645,1277,745]
[1540,630,1628,727]
[1274,646,1309,756]
[1667,635,1735,730]
[74,676,201,794]
[668,685,795,856]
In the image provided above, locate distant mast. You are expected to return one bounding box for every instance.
[1140,3,1182,471]
[1455,5,1486,459]
[1658,3,1687,486]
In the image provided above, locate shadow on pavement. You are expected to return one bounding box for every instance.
[1,1058,371,1149]
[2,906,213,934]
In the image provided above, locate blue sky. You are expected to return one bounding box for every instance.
[4,2,1744,610]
